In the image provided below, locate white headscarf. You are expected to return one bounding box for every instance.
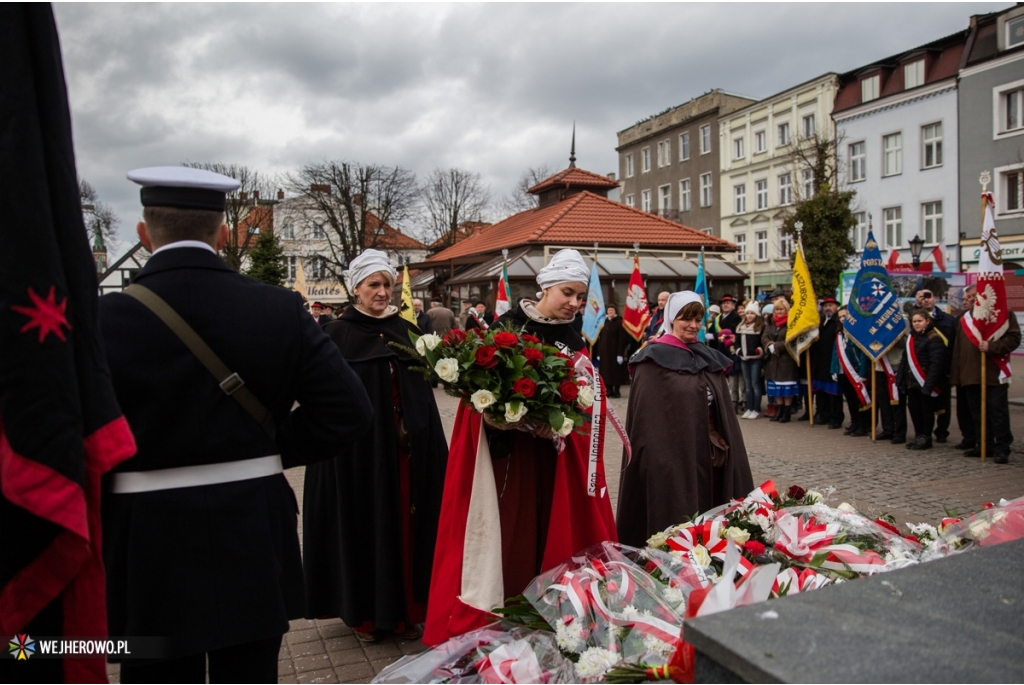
[535,249,590,296]
[343,249,396,295]
[659,291,704,335]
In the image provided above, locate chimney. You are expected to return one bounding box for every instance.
[310,184,331,195]
[277,189,285,200]
[352,194,363,206]
[239,192,248,201]
[253,190,260,201]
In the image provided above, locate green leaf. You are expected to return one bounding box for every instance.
[548,408,564,430]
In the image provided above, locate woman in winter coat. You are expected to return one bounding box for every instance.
[735,301,765,419]
[762,296,800,422]
[895,308,949,450]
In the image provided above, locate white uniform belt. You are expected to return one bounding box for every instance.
[110,455,283,494]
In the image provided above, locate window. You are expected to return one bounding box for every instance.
[849,142,866,181]
[733,136,744,160]
[922,123,942,168]
[625,194,635,207]
[884,207,902,248]
[280,219,295,240]
[778,231,793,260]
[1000,86,1024,135]
[777,122,790,147]
[1009,15,1024,48]
[755,179,768,210]
[904,60,925,89]
[802,168,815,198]
[700,173,713,207]
[778,173,792,205]
[248,225,260,235]
[861,75,880,102]
[657,140,670,168]
[754,130,766,153]
[922,202,943,244]
[735,233,747,259]
[625,154,634,178]
[641,189,651,212]
[642,147,651,172]
[311,222,325,240]
[310,256,326,280]
[659,185,671,212]
[851,212,867,250]
[285,255,297,281]
[755,231,768,262]
[1006,170,1023,213]
[679,132,690,161]
[679,179,691,212]
[883,133,902,176]
[802,114,815,138]
[734,184,746,214]
[700,125,711,154]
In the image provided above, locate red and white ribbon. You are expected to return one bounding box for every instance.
[836,335,871,406]
[774,513,888,575]
[960,312,1013,384]
[880,355,900,404]
[475,640,545,684]
[906,336,940,397]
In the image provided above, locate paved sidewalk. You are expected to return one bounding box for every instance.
[107,388,1024,683]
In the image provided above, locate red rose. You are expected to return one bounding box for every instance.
[493,331,519,348]
[473,328,486,339]
[523,347,544,366]
[559,380,579,402]
[743,540,766,556]
[475,345,498,368]
[874,519,901,536]
[787,485,806,500]
[522,334,541,344]
[443,329,466,344]
[512,377,537,398]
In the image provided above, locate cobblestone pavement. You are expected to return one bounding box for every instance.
[108,388,1024,683]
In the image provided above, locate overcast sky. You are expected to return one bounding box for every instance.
[53,2,1010,258]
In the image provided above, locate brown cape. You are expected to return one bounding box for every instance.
[616,341,754,547]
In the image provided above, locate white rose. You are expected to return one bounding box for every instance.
[723,526,750,545]
[434,358,459,383]
[556,416,575,437]
[968,520,991,540]
[691,544,712,569]
[837,502,857,513]
[470,389,496,412]
[805,490,824,504]
[647,531,669,548]
[415,333,442,355]
[504,401,529,424]
[577,384,595,409]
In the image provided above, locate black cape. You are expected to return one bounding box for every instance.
[303,307,448,629]
[496,301,586,353]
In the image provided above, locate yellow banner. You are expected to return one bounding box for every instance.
[785,242,820,361]
[400,265,417,325]
[293,259,309,300]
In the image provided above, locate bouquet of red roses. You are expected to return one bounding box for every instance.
[405,323,594,436]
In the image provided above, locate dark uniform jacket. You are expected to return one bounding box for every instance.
[896,324,949,395]
[99,246,373,658]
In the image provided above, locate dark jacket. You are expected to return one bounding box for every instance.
[99,246,373,657]
[896,323,949,395]
[949,311,1021,386]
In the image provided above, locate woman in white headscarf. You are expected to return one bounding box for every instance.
[424,249,618,646]
[303,249,448,643]
[616,291,754,547]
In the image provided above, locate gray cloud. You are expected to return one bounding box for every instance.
[52,2,1011,256]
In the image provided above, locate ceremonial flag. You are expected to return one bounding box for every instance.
[293,258,309,300]
[886,248,901,272]
[961,192,1012,383]
[581,261,606,344]
[494,260,512,317]
[622,257,651,342]
[929,245,946,273]
[400,265,417,325]
[785,240,820,361]
[844,230,907,360]
[695,249,708,343]
[1,6,137,681]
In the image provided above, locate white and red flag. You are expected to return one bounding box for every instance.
[622,257,651,342]
[961,192,1012,382]
[929,245,946,272]
[494,260,512,317]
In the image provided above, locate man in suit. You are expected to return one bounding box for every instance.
[413,298,433,334]
[100,166,374,683]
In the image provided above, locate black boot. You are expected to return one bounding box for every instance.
[778,405,792,423]
[770,404,782,422]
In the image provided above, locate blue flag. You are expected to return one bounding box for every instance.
[581,261,606,344]
[694,249,707,343]
[844,230,907,360]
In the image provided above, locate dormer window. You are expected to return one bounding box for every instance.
[1006,14,1024,49]
[904,59,925,89]
[861,75,879,102]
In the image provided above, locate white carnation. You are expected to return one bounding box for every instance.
[434,358,460,383]
[554,618,585,653]
[642,634,676,659]
[754,514,772,533]
[574,647,620,680]
[469,389,496,412]
[662,586,686,609]
[504,401,529,424]
[415,333,442,355]
[556,416,575,437]
[577,385,595,409]
[907,522,937,539]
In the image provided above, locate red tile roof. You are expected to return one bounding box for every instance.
[528,167,620,194]
[365,213,428,250]
[426,191,735,263]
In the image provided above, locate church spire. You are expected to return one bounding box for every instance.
[569,122,576,168]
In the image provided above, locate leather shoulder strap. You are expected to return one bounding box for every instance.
[122,284,276,440]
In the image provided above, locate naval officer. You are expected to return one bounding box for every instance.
[99,166,373,683]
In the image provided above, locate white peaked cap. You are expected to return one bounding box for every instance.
[128,166,240,211]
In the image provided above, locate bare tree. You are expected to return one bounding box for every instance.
[79,178,119,252]
[284,161,419,276]
[499,164,553,214]
[184,162,274,271]
[421,168,492,251]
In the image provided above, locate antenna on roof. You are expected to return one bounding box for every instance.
[569,122,577,168]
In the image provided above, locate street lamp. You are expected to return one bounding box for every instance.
[908,235,925,270]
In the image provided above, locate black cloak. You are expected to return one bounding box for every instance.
[303,307,448,629]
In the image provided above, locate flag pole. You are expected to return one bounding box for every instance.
[871,365,877,441]
[806,349,814,425]
[980,174,989,463]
